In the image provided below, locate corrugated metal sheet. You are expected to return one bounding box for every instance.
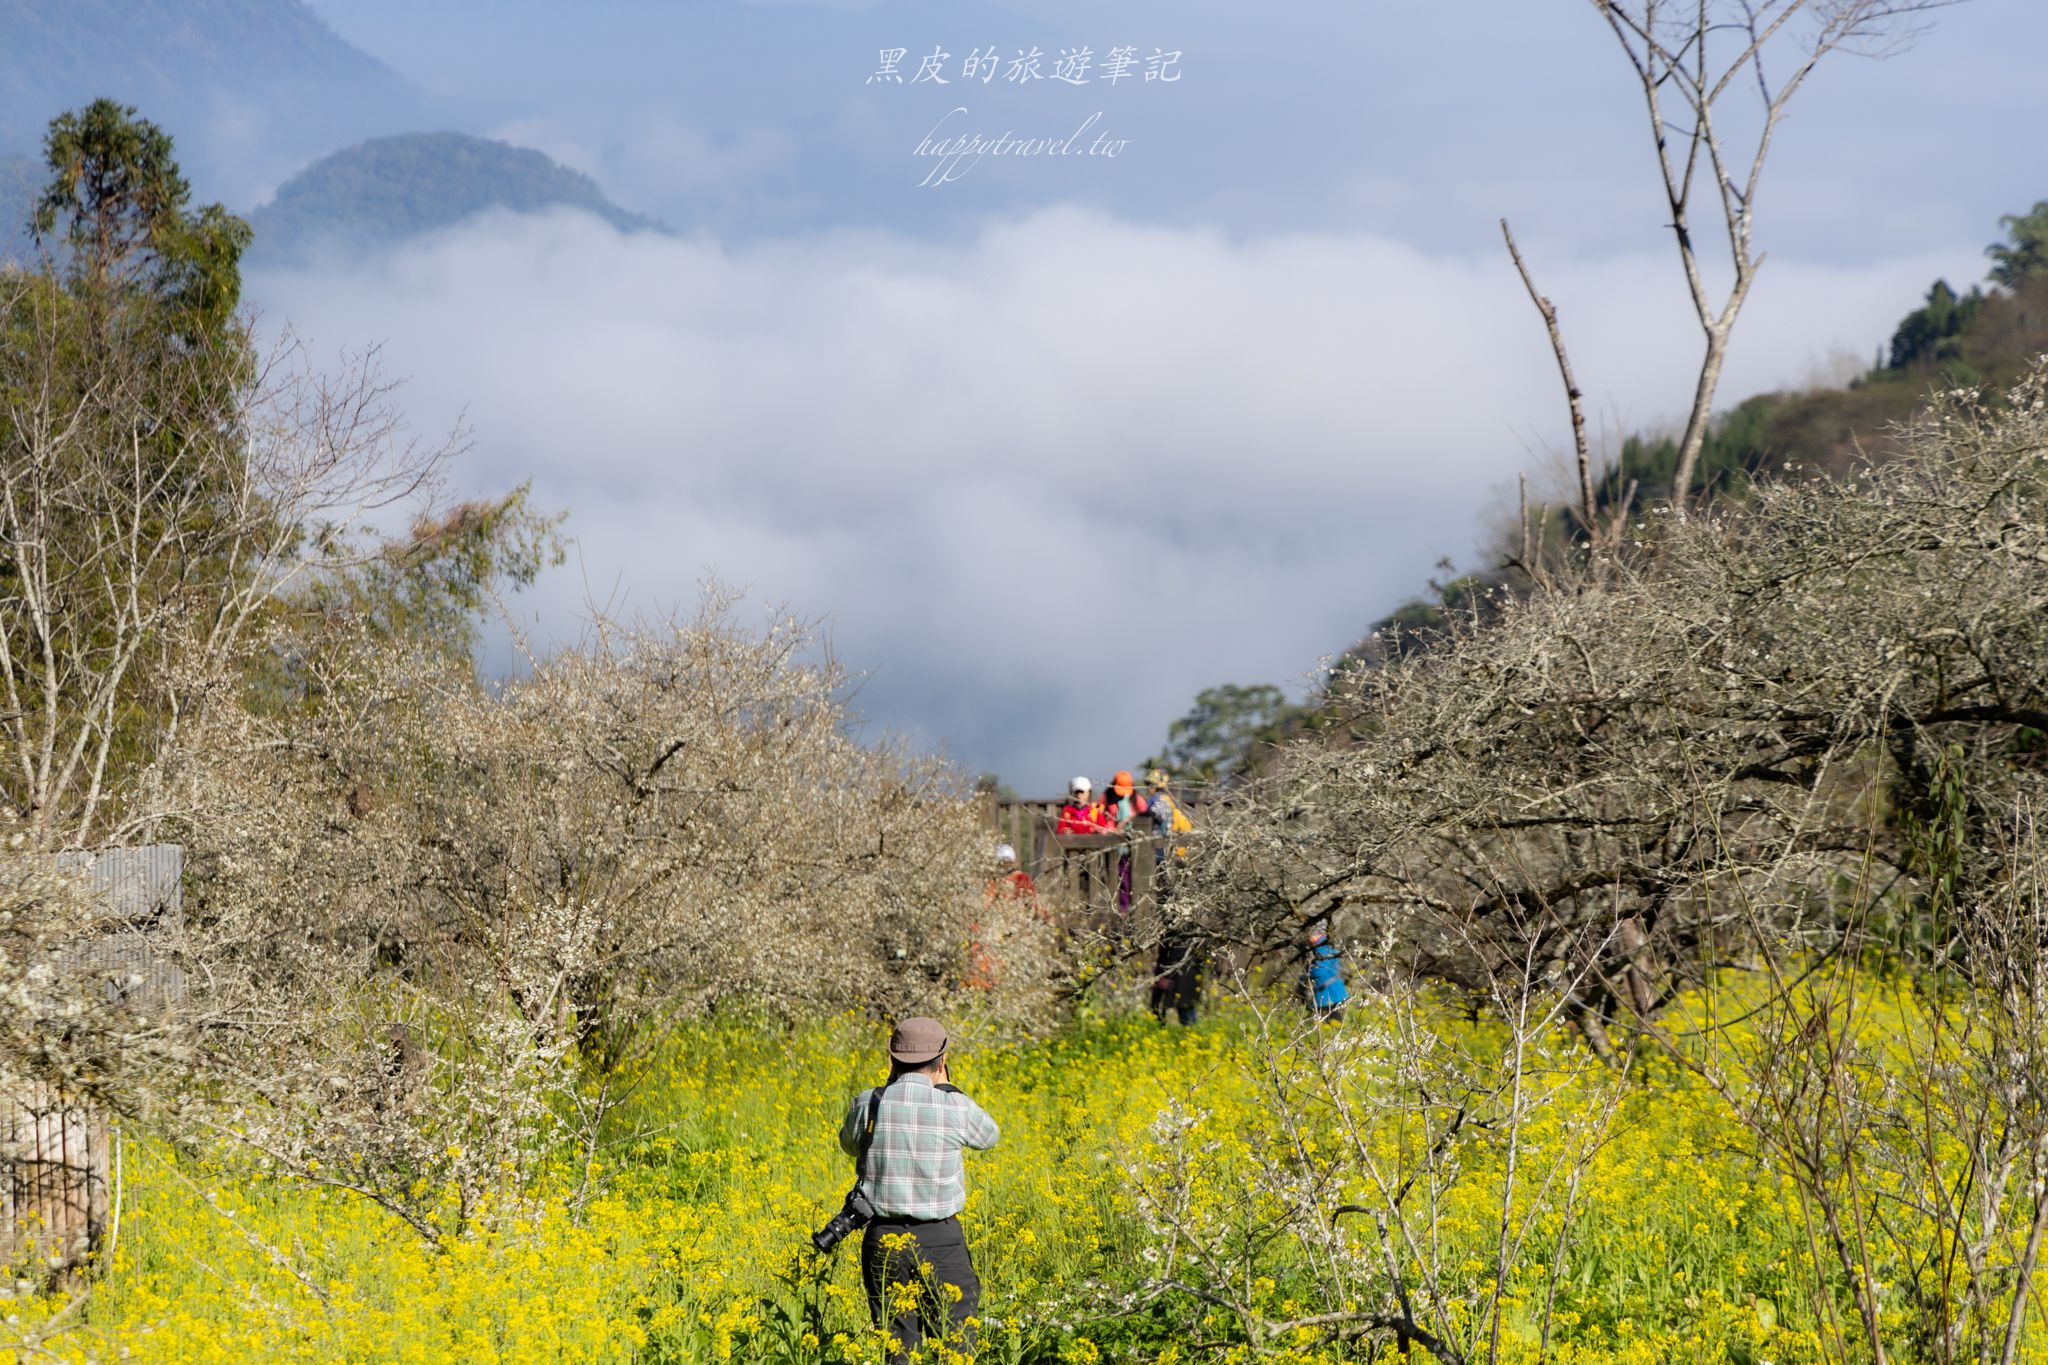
[52,844,183,929]
[49,846,187,1011]
[57,933,189,1012]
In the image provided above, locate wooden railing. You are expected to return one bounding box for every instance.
[988,797,1200,925]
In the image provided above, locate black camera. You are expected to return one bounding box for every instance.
[811,1183,877,1253]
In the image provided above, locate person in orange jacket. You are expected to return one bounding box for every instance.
[983,841,1050,919]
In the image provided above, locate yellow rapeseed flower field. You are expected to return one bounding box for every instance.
[4,997,2044,1364]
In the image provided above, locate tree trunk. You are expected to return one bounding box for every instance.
[1671,326,1731,507]
[1998,1166,2048,1365]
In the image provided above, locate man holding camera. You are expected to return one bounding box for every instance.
[831,1016,999,1362]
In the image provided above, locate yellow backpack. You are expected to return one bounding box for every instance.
[1155,792,1193,856]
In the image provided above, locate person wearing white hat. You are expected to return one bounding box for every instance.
[1055,775,1112,834]
[988,842,1034,900]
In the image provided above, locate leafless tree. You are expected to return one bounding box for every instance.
[1098,365,2048,1359]
[1180,362,2048,1051]
[1554,0,1964,508]
[1619,806,2048,1365]
[1118,928,1630,1364]
[115,592,1011,1236]
[0,264,448,851]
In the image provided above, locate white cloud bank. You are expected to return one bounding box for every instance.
[249,208,1977,792]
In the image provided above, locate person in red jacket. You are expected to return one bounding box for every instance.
[967,844,1042,991]
[1056,776,1115,834]
[987,843,1036,900]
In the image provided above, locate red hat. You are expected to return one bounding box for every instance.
[1111,770,1135,796]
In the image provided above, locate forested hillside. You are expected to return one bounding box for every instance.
[1150,202,2048,784]
[246,132,664,262]
[1358,201,2048,652]
[1603,202,2048,506]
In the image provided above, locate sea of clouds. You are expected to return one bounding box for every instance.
[249,207,1977,791]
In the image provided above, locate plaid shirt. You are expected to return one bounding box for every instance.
[839,1072,1000,1220]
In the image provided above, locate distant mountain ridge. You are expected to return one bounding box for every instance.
[246,132,664,263]
[0,5,661,266]
[0,0,420,200]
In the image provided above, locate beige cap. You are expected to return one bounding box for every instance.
[888,1016,948,1064]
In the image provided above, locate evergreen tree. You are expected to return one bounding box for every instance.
[0,104,513,843]
[1988,201,2048,291]
[1149,683,1301,788]
[1888,279,1985,371]
[34,99,251,347]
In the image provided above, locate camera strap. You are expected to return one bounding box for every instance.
[855,1085,886,1186]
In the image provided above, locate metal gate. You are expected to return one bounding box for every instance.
[3,844,182,1275]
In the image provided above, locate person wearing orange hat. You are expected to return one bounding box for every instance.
[1103,771,1149,914]
[1103,770,1147,829]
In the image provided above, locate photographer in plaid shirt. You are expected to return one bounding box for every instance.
[839,1016,1000,1361]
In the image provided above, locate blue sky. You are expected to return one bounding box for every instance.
[305,0,2046,257]
[262,0,2046,790]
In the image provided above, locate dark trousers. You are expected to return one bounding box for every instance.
[860,1215,981,1363]
[1150,928,1205,1026]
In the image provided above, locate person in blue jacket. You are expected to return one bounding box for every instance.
[1305,924,1349,1022]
